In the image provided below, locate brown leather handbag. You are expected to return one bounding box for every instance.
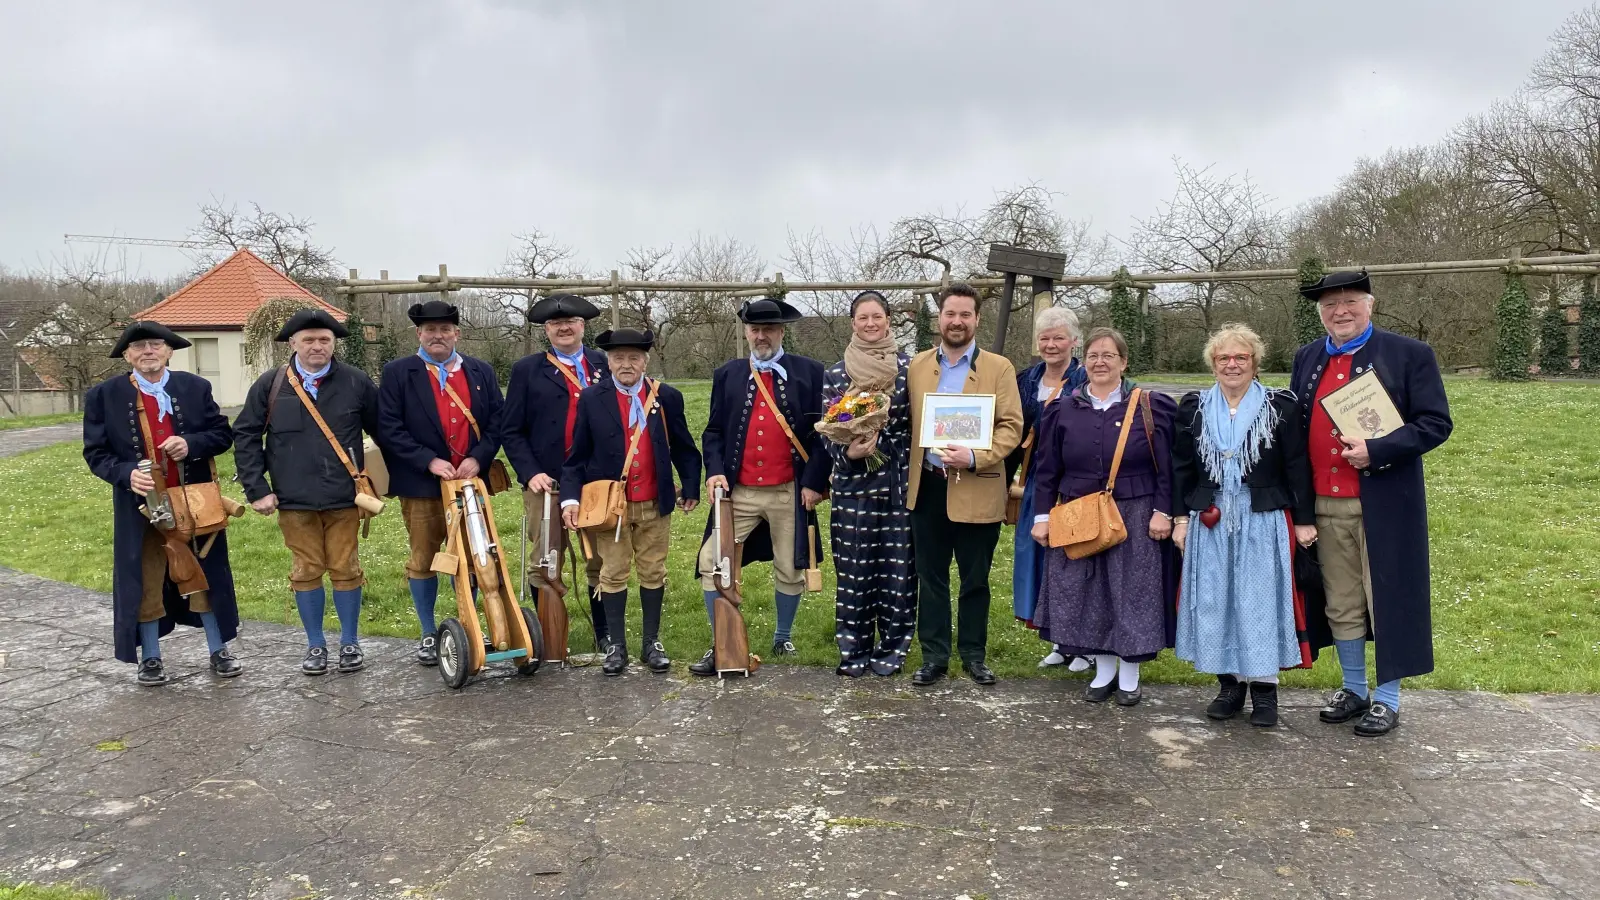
[1048,388,1142,560]
[576,380,662,530]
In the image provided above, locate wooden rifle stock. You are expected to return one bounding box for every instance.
[710,488,755,674]
[537,509,570,663]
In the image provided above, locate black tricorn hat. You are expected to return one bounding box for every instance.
[595,328,655,351]
[407,299,460,326]
[530,293,601,324]
[274,307,349,342]
[110,320,190,358]
[737,297,803,324]
[1299,270,1372,300]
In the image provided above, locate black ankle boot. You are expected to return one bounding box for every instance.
[1207,675,1248,720]
[1248,682,1279,727]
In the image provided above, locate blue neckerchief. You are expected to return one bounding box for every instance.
[1325,322,1373,356]
[751,348,788,382]
[417,347,461,391]
[614,376,647,428]
[294,357,332,400]
[1198,380,1278,532]
[132,368,173,421]
[554,347,587,381]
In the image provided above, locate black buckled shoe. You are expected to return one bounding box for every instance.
[1207,675,1248,720]
[1353,702,1400,737]
[337,643,365,674]
[688,649,717,677]
[1084,681,1115,703]
[1114,687,1143,707]
[911,663,947,686]
[602,641,629,676]
[642,641,671,673]
[137,657,168,686]
[210,649,243,678]
[771,639,797,657]
[1319,688,1370,724]
[1248,682,1279,727]
[416,634,439,667]
[301,646,328,676]
[963,661,997,686]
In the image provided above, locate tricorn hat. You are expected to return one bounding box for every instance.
[737,297,803,324]
[274,307,349,342]
[110,320,190,358]
[595,328,655,351]
[1299,270,1372,301]
[530,293,601,324]
[407,299,460,326]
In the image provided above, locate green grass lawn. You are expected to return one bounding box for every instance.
[2,379,1598,692]
[0,882,106,900]
[0,411,81,431]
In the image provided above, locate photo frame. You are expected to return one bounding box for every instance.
[918,393,996,450]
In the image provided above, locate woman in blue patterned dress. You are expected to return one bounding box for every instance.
[824,291,916,676]
[1172,324,1319,727]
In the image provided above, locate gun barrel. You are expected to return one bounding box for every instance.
[462,483,495,569]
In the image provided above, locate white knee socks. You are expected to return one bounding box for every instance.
[1118,659,1141,692]
[1091,654,1118,688]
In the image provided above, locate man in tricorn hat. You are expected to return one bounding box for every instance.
[233,307,381,676]
[501,294,611,650]
[83,321,242,684]
[1291,270,1453,736]
[377,299,504,665]
[559,328,701,676]
[690,297,830,675]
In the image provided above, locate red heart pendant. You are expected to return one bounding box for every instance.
[1199,505,1221,529]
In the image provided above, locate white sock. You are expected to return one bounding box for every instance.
[1246,674,1279,685]
[1118,659,1141,692]
[1067,655,1091,673]
[1090,654,1118,688]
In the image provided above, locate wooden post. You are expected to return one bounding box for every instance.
[991,272,1017,354]
[609,269,621,331]
[378,270,390,330]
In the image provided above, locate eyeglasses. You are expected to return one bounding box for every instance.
[128,340,166,351]
[1318,296,1369,312]
[1214,354,1253,365]
[1084,353,1123,363]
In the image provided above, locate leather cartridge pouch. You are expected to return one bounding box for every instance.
[576,380,661,530]
[131,376,230,536]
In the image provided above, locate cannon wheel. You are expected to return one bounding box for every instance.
[437,618,472,690]
[517,607,545,676]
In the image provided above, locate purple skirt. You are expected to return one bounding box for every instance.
[1035,494,1177,662]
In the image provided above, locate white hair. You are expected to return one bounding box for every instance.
[1033,306,1081,342]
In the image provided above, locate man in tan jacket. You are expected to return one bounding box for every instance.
[906,283,1023,686]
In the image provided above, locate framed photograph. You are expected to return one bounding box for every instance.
[918,393,996,450]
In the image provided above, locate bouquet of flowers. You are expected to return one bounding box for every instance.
[816,389,891,470]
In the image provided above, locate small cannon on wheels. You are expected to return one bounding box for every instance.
[432,477,544,689]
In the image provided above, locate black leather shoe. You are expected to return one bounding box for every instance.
[416,634,439,667]
[1248,682,1279,727]
[602,642,629,676]
[688,649,716,677]
[642,641,671,673]
[210,649,243,678]
[1207,675,1247,720]
[137,657,168,686]
[1114,687,1143,707]
[963,661,997,686]
[1353,702,1400,737]
[911,664,947,686]
[337,644,365,673]
[301,646,328,676]
[1084,681,1115,703]
[771,639,797,657]
[1319,688,1370,723]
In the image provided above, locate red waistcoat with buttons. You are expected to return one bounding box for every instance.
[736,371,796,487]
[1309,353,1361,498]
[552,355,586,453]
[428,365,474,466]
[138,390,182,487]
[615,389,658,502]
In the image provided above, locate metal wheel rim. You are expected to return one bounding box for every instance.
[439,629,460,679]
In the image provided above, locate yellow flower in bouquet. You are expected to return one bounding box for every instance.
[817,389,891,469]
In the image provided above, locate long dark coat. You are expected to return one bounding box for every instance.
[1290,328,1453,683]
[696,356,832,578]
[500,348,609,490]
[377,353,504,498]
[82,371,240,663]
[559,379,702,515]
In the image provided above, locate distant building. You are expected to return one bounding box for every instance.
[0,299,73,416]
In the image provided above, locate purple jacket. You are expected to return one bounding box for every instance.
[1031,380,1175,516]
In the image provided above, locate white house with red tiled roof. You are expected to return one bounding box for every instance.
[132,249,346,405]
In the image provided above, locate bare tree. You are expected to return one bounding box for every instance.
[485,229,582,355]
[664,234,764,376]
[189,198,341,284]
[28,246,143,402]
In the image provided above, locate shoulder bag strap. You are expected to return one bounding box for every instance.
[749,362,809,463]
[286,367,362,481]
[546,352,586,392]
[1138,388,1159,469]
[1104,388,1141,493]
[618,379,663,477]
[129,374,170,505]
[263,365,289,430]
[1012,382,1064,487]
[440,378,482,440]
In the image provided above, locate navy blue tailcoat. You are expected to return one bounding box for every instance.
[377,353,504,498]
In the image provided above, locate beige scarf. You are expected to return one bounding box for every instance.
[843,334,899,393]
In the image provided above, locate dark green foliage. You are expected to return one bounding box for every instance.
[1294,256,1327,347]
[1538,299,1570,376]
[914,295,936,352]
[340,312,370,377]
[1107,268,1144,374]
[1492,272,1533,381]
[1579,277,1600,375]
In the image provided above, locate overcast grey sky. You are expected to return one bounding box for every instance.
[0,0,1591,281]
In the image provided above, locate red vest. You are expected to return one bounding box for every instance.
[1310,353,1361,498]
[615,388,658,502]
[551,355,585,453]
[429,365,474,466]
[736,371,796,487]
[139,390,182,488]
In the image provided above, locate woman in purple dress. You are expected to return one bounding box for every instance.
[1028,328,1178,706]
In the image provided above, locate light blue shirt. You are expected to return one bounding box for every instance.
[927,342,976,470]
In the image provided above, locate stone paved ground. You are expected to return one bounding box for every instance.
[5,571,1600,899]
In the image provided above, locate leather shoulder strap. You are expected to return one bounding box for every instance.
[129,375,170,504]
[546,352,586,392]
[440,377,482,440]
[750,363,809,463]
[1138,389,1158,469]
[286,368,362,481]
[263,365,289,430]
[618,379,663,476]
[1012,382,1064,487]
[1104,388,1141,492]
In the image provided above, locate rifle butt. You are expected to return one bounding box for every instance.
[537,585,569,663]
[712,595,750,674]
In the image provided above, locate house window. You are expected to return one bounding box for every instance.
[194,338,220,376]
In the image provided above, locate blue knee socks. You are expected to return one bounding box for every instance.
[332,588,362,646]
[774,591,801,644]
[199,611,224,654]
[138,620,161,661]
[702,590,718,627]
[409,577,438,637]
[1373,679,1401,710]
[295,588,327,647]
[1334,638,1369,697]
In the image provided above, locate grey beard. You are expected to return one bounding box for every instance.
[751,346,778,362]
